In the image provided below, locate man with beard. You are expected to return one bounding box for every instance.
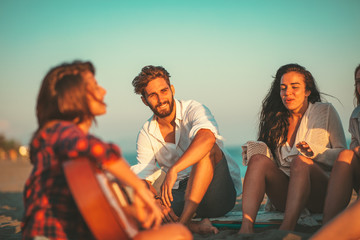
[130,65,241,234]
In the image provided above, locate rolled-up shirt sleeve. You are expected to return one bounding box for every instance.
[187,102,223,141]
[304,104,347,167]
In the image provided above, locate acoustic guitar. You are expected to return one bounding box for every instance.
[63,157,140,240]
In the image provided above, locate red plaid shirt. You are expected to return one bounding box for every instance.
[22,121,121,240]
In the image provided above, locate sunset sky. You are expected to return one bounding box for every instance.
[1,0,359,153]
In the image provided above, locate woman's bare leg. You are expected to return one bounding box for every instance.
[239,154,288,234]
[323,149,360,224]
[280,155,328,230]
[311,199,360,240]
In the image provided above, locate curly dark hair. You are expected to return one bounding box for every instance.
[354,64,360,105]
[35,60,95,129]
[258,63,321,156]
[132,65,171,96]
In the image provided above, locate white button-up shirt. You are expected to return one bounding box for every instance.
[131,99,242,195]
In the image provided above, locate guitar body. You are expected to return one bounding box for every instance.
[63,157,139,240]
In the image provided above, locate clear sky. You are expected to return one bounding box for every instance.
[0,0,359,154]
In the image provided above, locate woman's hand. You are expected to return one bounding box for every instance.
[353,146,360,159]
[143,180,179,223]
[296,141,314,157]
[103,159,163,229]
[155,197,179,223]
[132,183,163,229]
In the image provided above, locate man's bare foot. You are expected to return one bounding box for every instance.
[188,218,219,234]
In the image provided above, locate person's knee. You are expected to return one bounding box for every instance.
[247,154,273,170]
[290,155,313,172]
[336,149,356,165]
[209,143,223,165]
[195,143,221,168]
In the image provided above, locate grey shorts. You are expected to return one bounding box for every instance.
[171,154,236,218]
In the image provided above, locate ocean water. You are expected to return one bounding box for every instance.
[123,145,247,179]
[123,139,352,180]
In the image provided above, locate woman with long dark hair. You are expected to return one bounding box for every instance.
[239,63,346,233]
[21,61,191,240]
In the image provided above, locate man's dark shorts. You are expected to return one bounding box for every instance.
[171,153,236,218]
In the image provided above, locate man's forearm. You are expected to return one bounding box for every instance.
[171,129,216,174]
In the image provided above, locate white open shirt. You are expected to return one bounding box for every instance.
[131,99,242,195]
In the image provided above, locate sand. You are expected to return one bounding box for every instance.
[0,159,322,240]
[0,159,31,240]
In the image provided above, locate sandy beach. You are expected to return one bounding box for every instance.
[0,159,31,240]
[0,159,322,240]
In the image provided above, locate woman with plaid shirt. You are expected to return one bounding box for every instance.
[21,61,191,240]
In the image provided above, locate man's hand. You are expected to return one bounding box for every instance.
[161,168,178,208]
